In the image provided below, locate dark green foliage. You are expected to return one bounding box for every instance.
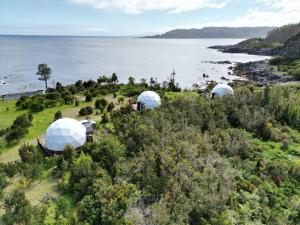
[90,136,125,176]
[77,182,139,225]
[36,64,52,90]
[2,162,18,179]
[101,112,109,124]
[18,144,43,164]
[85,93,93,102]
[64,95,74,104]
[54,111,62,121]
[95,98,108,109]
[75,98,80,106]
[3,190,34,225]
[46,92,60,100]
[107,102,115,112]
[79,106,94,116]
[5,114,32,142]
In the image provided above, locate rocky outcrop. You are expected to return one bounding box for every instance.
[231,60,294,86]
[209,45,278,56]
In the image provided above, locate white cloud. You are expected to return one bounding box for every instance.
[68,0,229,14]
[232,0,300,26]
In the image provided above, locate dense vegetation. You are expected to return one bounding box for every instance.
[266,23,300,44]
[0,80,299,224]
[238,38,283,49]
[270,56,300,79]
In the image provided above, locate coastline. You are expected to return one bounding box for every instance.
[229,60,296,86]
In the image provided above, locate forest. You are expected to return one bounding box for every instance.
[0,77,299,225]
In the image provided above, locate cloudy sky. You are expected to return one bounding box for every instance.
[1,0,300,36]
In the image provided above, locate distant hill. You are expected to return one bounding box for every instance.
[144,27,275,39]
[266,23,300,44]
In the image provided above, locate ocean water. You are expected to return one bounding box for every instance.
[0,36,270,95]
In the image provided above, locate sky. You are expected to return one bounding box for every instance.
[0,0,300,36]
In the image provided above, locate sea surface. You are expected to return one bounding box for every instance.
[0,36,270,95]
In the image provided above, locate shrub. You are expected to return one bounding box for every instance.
[101,112,109,124]
[5,128,27,143]
[30,101,44,112]
[107,102,115,112]
[117,96,125,104]
[269,56,286,65]
[45,99,57,108]
[75,99,80,106]
[64,95,74,105]
[95,98,108,109]
[46,92,60,100]
[54,111,62,121]
[85,93,93,102]
[79,106,93,116]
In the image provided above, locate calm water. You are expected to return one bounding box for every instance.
[0,36,269,95]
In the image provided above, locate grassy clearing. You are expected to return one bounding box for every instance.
[0,94,129,158]
[0,100,24,130]
[25,177,59,206]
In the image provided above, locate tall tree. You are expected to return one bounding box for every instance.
[111,73,118,84]
[36,64,52,90]
[128,76,135,86]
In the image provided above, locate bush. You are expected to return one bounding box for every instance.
[107,102,115,112]
[85,93,93,102]
[95,98,108,109]
[101,112,109,124]
[5,128,27,143]
[30,101,44,112]
[290,67,300,80]
[64,95,74,105]
[75,99,80,106]
[45,99,57,108]
[269,56,286,66]
[54,111,62,121]
[46,92,61,100]
[79,106,94,116]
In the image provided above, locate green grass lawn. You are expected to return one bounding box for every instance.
[0,100,24,130]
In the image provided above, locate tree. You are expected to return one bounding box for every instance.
[85,93,93,102]
[91,136,125,176]
[19,144,42,164]
[36,64,52,90]
[111,73,118,84]
[77,183,139,225]
[3,189,34,225]
[63,145,76,167]
[95,98,108,109]
[128,76,135,86]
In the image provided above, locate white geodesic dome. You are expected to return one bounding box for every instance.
[137,91,161,110]
[45,118,86,152]
[211,84,234,97]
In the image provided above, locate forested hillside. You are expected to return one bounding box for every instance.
[266,23,300,44]
[144,27,274,39]
[0,80,299,224]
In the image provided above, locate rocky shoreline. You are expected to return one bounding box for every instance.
[229,60,294,86]
[209,45,278,56]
